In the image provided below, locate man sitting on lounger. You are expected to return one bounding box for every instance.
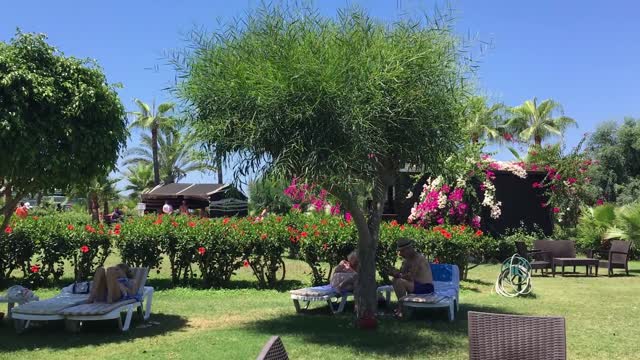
[389,238,433,316]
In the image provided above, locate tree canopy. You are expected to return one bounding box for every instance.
[0,32,127,222]
[176,5,471,322]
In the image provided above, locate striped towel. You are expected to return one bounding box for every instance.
[60,299,136,316]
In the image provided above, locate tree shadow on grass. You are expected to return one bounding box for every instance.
[0,312,187,351]
[241,303,521,358]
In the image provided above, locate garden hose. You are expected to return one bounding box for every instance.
[495,254,533,297]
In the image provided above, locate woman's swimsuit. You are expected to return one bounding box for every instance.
[117,277,141,301]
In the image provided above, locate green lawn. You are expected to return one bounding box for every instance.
[1,259,638,360]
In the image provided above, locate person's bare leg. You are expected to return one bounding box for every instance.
[106,267,122,304]
[392,278,415,317]
[88,267,106,303]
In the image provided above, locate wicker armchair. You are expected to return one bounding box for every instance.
[468,311,566,360]
[256,336,289,360]
[588,240,631,276]
[515,241,551,275]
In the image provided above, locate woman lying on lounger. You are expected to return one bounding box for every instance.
[87,263,138,303]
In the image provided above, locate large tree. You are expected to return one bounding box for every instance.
[465,96,506,144]
[124,126,211,184]
[129,99,175,185]
[0,32,127,227]
[507,97,576,146]
[176,6,470,325]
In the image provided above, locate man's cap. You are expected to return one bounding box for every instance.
[396,238,414,250]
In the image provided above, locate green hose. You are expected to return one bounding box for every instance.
[495,254,533,297]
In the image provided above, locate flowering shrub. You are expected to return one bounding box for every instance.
[117,218,163,269]
[0,222,36,286]
[192,218,245,288]
[71,223,111,281]
[241,216,288,288]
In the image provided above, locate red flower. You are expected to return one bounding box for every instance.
[98,230,104,235]
[243,259,250,268]
[320,219,328,225]
[32,216,39,221]
[154,218,163,225]
[260,233,268,240]
[67,224,75,231]
[400,225,406,231]
[85,225,96,233]
[223,218,231,225]
[198,247,206,255]
[433,258,440,264]
[108,230,113,236]
[290,236,299,244]
[314,231,320,236]
[552,207,560,213]
[530,164,539,171]
[322,243,328,251]
[171,221,179,227]
[80,245,90,253]
[338,222,345,228]
[442,231,452,239]
[299,231,307,238]
[474,230,483,237]
[30,264,40,273]
[502,133,513,141]
[4,226,12,234]
[114,228,121,235]
[596,199,604,206]
[567,177,577,185]
[390,220,399,227]
[114,223,121,230]
[276,216,283,223]
[459,225,467,232]
[188,221,196,228]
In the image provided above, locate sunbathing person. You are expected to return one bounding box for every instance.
[389,238,433,316]
[330,251,359,292]
[87,263,138,303]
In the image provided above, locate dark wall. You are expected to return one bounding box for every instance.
[483,171,552,237]
[389,171,552,237]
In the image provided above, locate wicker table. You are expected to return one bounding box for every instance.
[552,258,599,277]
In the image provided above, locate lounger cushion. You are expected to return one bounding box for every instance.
[290,285,339,298]
[60,299,136,316]
[11,293,89,315]
[401,294,449,304]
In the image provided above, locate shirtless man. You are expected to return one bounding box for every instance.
[390,237,434,316]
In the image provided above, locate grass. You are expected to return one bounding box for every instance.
[1,259,639,360]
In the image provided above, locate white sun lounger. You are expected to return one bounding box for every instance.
[11,267,153,333]
[400,264,460,321]
[290,284,393,314]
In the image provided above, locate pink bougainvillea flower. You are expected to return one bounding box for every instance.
[530,164,539,171]
[596,199,604,206]
[345,212,352,223]
[485,171,496,180]
[532,182,541,189]
[552,207,560,213]
[541,202,548,208]
[481,154,490,160]
[437,218,444,225]
[441,184,451,194]
[368,153,375,159]
[555,174,562,181]
[198,247,206,255]
[4,226,12,234]
[567,177,577,184]
[503,133,513,141]
[80,245,90,253]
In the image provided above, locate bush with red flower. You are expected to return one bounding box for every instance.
[241,216,289,288]
[0,219,36,286]
[72,220,111,281]
[195,217,246,288]
[116,215,164,271]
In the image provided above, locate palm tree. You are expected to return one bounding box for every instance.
[129,99,175,185]
[125,163,155,199]
[466,96,506,144]
[125,127,212,184]
[507,97,577,146]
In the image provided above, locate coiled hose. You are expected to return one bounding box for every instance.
[495,254,532,297]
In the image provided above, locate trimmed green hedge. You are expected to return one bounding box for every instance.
[1,213,501,288]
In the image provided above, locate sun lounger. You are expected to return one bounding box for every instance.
[290,284,393,314]
[400,264,460,321]
[60,267,153,332]
[11,267,153,333]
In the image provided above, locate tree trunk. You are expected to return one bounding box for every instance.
[151,123,161,185]
[349,177,388,328]
[2,185,21,229]
[216,155,223,184]
[103,199,109,218]
[534,135,542,146]
[90,193,99,223]
[36,192,43,206]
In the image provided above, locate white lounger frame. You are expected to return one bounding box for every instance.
[291,285,393,314]
[11,286,153,333]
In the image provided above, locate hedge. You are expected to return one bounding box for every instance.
[1,213,504,289]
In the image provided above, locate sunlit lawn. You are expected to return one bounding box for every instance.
[1,257,638,360]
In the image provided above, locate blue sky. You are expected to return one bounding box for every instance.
[2,0,639,188]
